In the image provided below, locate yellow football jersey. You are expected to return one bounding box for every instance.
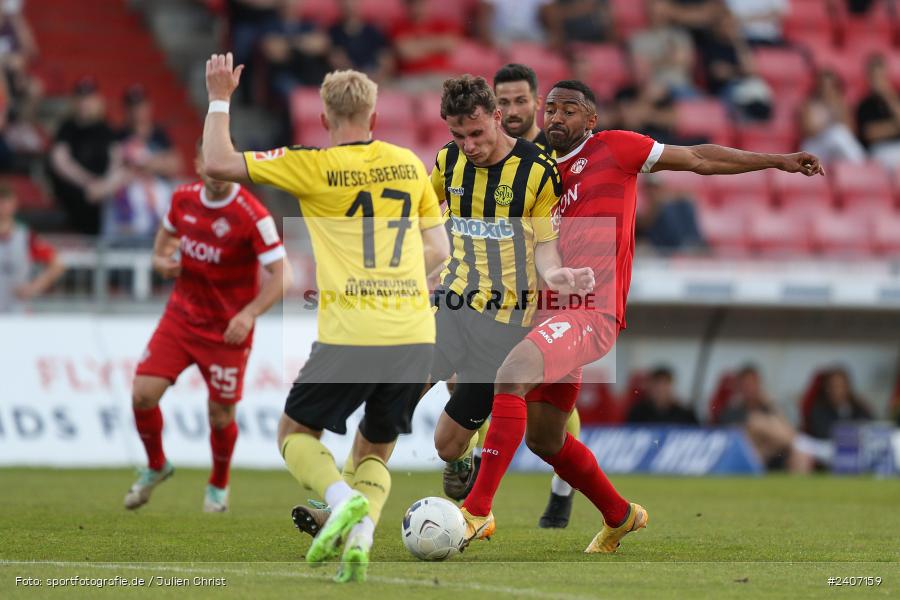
[245,140,443,346]
[431,138,560,327]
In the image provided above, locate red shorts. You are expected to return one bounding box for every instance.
[524,310,619,413]
[136,316,250,404]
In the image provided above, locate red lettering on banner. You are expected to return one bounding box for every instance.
[65,360,92,392]
[36,357,58,390]
[251,364,283,391]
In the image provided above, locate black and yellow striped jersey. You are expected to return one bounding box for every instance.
[430,138,560,327]
[532,130,549,153]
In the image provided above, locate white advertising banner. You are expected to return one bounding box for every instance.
[0,315,449,469]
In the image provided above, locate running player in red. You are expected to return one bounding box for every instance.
[460,80,824,551]
[125,142,292,512]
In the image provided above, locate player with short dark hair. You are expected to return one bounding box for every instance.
[492,63,582,529]
[428,74,593,535]
[203,54,450,583]
[126,142,292,514]
[461,78,824,552]
[493,63,546,147]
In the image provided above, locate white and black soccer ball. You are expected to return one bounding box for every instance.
[401,496,467,561]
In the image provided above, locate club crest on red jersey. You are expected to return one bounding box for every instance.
[253,147,286,161]
[570,158,588,174]
[211,217,231,238]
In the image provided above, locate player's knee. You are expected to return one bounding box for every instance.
[208,402,235,430]
[132,385,160,410]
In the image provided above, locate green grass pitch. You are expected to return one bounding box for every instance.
[1,468,898,599]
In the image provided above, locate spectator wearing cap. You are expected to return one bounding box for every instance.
[627,366,699,425]
[48,77,126,235]
[0,181,64,312]
[105,85,181,243]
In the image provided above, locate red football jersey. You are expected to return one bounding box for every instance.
[553,130,663,327]
[162,182,285,347]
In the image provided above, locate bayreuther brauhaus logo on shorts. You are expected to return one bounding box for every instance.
[494,184,513,206]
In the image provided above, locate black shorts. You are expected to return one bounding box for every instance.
[430,288,529,429]
[284,342,433,444]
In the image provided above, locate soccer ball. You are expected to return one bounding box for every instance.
[401,496,467,561]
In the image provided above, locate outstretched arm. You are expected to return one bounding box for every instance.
[651,144,825,177]
[203,52,251,184]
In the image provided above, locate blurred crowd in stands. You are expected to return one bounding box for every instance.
[579,361,900,472]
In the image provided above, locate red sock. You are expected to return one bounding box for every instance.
[545,433,630,526]
[209,420,239,488]
[133,406,166,471]
[462,393,527,517]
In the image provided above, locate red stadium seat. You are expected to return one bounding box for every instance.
[296,0,341,25]
[505,43,572,95]
[735,129,796,155]
[447,41,505,81]
[811,47,868,104]
[770,169,834,208]
[416,91,448,144]
[707,372,736,425]
[422,0,469,29]
[752,47,814,99]
[698,205,749,255]
[571,44,631,101]
[376,127,420,149]
[374,90,416,129]
[808,209,873,256]
[834,0,895,48]
[576,382,623,425]
[6,176,54,212]
[708,170,770,205]
[832,161,894,210]
[722,191,774,213]
[291,87,323,126]
[675,99,733,146]
[871,213,900,255]
[652,170,714,207]
[609,0,648,39]
[295,124,332,148]
[799,371,827,435]
[357,0,407,31]
[783,0,835,49]
[747,210,811,255]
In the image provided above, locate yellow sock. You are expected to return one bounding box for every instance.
[476,419,490,449]
[566,408,581,440]
[352,456,391,525]
[341,453,356,485]
[280,433,341,498]
[453,430,479,462]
